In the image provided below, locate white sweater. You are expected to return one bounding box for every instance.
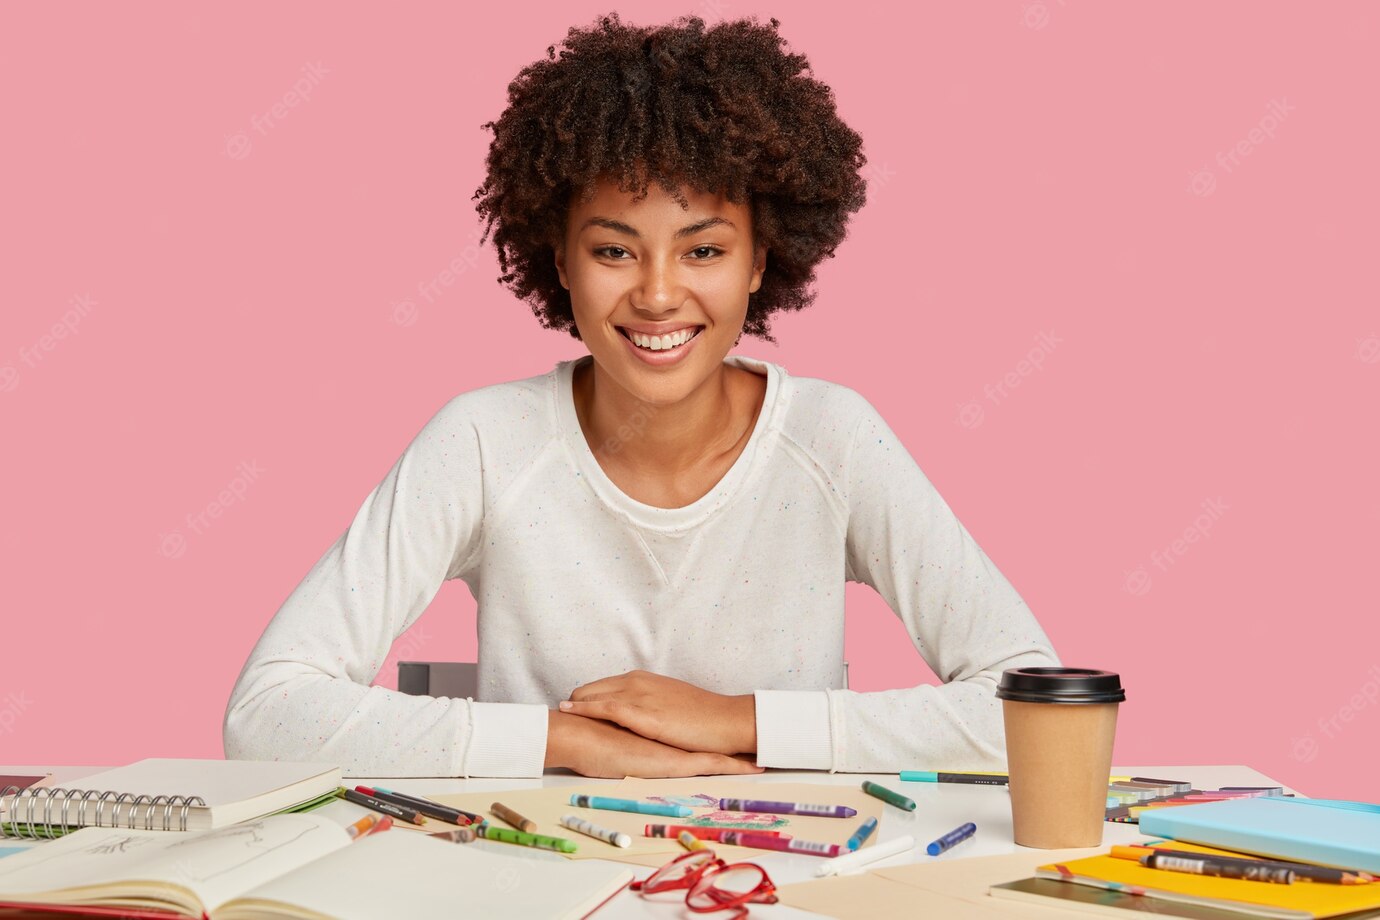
[223,354,1061,776]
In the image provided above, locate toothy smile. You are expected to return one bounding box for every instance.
[618,326,704,350]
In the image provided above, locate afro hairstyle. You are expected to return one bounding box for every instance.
[471,11,868,344]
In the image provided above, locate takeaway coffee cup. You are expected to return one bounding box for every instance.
[996,667,1126,848]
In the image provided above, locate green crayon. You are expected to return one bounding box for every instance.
[862,781,916,811]
[478,823,577,853]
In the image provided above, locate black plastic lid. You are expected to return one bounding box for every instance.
[996,667,1126,704]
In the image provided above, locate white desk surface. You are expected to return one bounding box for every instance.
[2,764,1298,919]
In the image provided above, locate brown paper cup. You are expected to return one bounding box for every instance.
[996,668,1126,849]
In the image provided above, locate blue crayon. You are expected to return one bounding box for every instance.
[926,822,976,856]
[569,794,692,818]
[846,816,878,851]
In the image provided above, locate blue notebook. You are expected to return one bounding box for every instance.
[1139,797,1380,873]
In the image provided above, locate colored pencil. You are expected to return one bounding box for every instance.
[365,785,481,825]
[337,788,423,825]
[1112,845,1375,885]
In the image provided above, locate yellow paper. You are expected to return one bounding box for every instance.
[1034,846,1380,919]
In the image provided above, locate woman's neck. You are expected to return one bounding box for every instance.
[572,356,751,475]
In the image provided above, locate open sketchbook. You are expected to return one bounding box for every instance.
[0,812,634,920]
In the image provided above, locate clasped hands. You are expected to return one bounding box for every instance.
[544,669,765,778]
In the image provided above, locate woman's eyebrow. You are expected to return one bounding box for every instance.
[580,216,736,239]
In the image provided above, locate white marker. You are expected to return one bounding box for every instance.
[560,813,632,848]
[813,834,916,878]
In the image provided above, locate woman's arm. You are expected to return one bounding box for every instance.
[562,387,1059,772]
[752,387,1061,772]
[222,393,550,777]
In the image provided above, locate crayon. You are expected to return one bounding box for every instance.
[559,814,631,848]
[571,795,691,818]
[720,831,842,857]
[718,798,856,819]
[678,830,707,851]
[644,824,789,841]
[815,834,916,878]
[491,802,537,833]
[846,816,878,851]
[926,822,976,856]
[861,781,916,811]
[478,823,577,853]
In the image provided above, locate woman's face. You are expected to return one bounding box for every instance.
[555,176,767,406]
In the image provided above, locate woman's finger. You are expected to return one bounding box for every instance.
[567,675,628,700]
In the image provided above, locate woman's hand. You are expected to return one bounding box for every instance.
[545,709,762,778]
[559,670,757,756]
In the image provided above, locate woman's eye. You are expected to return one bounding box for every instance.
[592,246,723,260]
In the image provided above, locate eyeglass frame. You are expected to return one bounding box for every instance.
[629,846,780,916]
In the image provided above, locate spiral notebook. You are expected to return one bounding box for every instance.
[0,759,341,839]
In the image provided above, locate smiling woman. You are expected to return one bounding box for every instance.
[223,11,1062,781]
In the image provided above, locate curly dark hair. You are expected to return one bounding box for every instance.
[471,11,868,344]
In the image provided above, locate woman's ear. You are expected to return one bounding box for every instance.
[554,239,569,290]
[749,243,768,294]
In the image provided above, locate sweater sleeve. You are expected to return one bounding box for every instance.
[222,394,548,777]
[756,389,1061,773]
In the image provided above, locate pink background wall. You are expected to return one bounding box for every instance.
[2,3,1376,800]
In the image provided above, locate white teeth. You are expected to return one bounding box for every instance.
[629,328,698,350]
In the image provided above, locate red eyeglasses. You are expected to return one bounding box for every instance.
[630,848,779,918]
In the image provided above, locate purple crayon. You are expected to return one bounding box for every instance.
[718,797,857,819]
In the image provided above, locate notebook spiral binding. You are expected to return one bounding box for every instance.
[0,785,207,839]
